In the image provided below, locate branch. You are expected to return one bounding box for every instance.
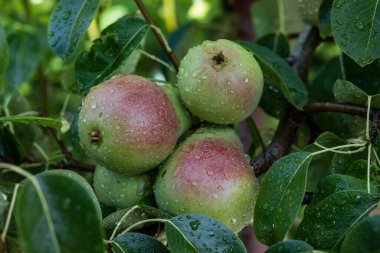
[134,0,180,72]
[304,102,371,118]
[252,26,321,176]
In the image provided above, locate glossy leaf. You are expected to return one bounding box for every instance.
[0,116,62,130]
[103,205,171,232]
[265,240,314,253]
[303,132,346,191]
[331,0,380,66]
[346,160,380,189]
[48,0,100,59]
[15,170,104,253]
[319,0,333,38]
[333,80,368,105]
[296,174,379,251]
[112,233,169,253]
[237,41,308,110]
[165,214,246,253]
[254,152,312,245]
[75,17,149,93]
[341,215,380,253]
[256,32,290,58]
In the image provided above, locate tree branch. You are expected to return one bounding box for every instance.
[252,25,321,176]
[134,0,180,72]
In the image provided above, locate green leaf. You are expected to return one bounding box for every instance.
[0,21,9,90]
[251,0,304,38]
[165,214,246,253]
[331,0,380,66]
[103,205,171,233]
[75,17,149,93]
[296,174,379,251]
[0,193,8,230]
[256,32,290,58]
[346,160,380,190]
[254,152,312,245]
[237,41,308,110]
[0,116,62,130]
[15,170,104,253]
[333,80,368,105]
[112,233,169,253]
[341,215,380,253]
[265,240,314,253]
[0,126,25,163]
[303,132,346,191]
[5,28,46,87]
[319,0,333,38]
[48,0,100,59]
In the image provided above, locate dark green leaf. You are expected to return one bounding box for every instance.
[265,240,314,253]
[48,0,100,59]
[0,21,8,89]
[0,116,62,130]
[303,132,346,191]
[237,41,308,110]
[256,33,290,58]
[254,152,312,245]
[103,205,171,232]
[5,29,45,87]
[318,0,333,38]
[15,170,104,253]
[112,233,168,253]
[341,215,380,253]
[346,160,380,190]
[0,126,25,163]
[296,174,379,251]
[166,214,246,253]
[259,78,288,118]
[333,80,368,105]
[331,0,380,66]
[0,193,8,230]
[75,17,149,93]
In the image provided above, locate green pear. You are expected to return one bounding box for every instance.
[154,126,257,232]
[177,39,263,124]
[78,75,190,175]
[93,165,152,209]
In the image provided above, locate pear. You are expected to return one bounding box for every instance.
[177,39,263,124]
[93,165,152,209]
[154,127,257,232]
[78,75,190,175]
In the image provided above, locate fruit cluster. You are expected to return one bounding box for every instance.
[78,39,264,232]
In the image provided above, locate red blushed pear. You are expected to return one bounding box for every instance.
[78,75,190,175]
[176,39,264,124]
[154,127,257,232]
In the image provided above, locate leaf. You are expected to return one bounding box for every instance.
[0,126,25,163]
[75,17,149,93]
[0,193,8,230]
[165,214,246,253]
[256,32,290,58]
[346,160,380,190]
[303,132,346,191]
[254,152,312,245]
[48,0,100,59]
[15,170,104,253]
[319,0,333,38]
[111,233,169,253]
[5,28,46,87]
[333,80,368,105]
[265,240,314,253]
[103,205,171,232]
[331,0,380,66]
[251,0,304,38]
[0,116,62,130]
[0,21,9,89]
[341,215,380,253]
[237,41,308,110]
[296,174,379,251]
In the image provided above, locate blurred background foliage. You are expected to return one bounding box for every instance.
[0,0,345,183]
